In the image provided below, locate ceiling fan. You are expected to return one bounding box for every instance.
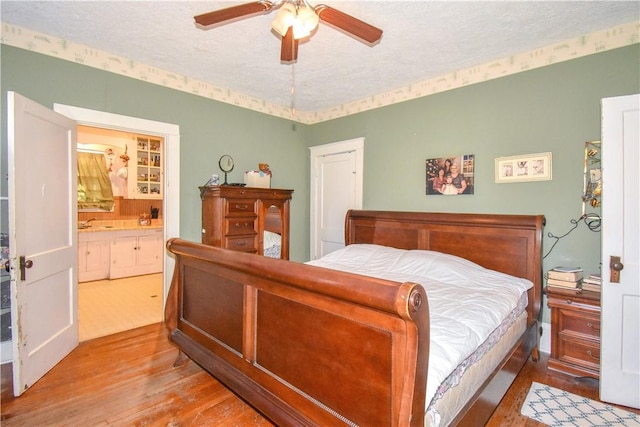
[194,0,383,63]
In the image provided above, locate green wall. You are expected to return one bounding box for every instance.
[308,45,639,281]
[2,43,639,323]
[0,44,312,260]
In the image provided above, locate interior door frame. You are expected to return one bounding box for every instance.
[309,137,364,260]
[53,104,180,303]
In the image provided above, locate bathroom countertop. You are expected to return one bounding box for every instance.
[78,219,163,233]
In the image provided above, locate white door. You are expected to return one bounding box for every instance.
[8,92,78,396]
[309,138,363,260]
[600,93,640,409]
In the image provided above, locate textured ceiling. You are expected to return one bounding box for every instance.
[1,1,638,115]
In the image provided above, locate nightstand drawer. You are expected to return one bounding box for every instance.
[557,308,600,339]
[557,334,600,373]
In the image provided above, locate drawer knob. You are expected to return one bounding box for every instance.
[587,322,600,332]
[586,350,600,360]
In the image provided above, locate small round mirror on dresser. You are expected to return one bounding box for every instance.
[218,154,234,185]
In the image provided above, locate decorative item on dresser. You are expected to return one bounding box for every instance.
[200,186,293,259]
[546,285,601,379]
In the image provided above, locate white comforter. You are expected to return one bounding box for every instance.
[306,244,533,410]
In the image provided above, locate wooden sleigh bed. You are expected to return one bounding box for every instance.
[165,210,544,426]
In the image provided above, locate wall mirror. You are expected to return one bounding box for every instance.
[582,140,601,215]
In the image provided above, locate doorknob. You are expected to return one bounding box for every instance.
[19,255,33,281]
[609,255,623,283]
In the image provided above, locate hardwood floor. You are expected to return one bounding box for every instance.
[1,323,638,426]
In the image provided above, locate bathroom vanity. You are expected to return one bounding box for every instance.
[78,221,163,282]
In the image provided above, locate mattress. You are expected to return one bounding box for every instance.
[427,311,527,426]
[306,244,533,426]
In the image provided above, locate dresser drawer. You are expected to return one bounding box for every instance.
[557,308,600,339]
[226,199,257,214]
[225,236,258,253]
[225,218,257,236]
[557,334,600,373]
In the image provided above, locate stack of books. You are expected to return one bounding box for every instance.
[581,274,602,292]
[546,267,583,290]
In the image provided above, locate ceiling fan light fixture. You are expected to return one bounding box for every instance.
[271,2,319,39]
[196,0,382,63]
[297,5,319,33]
[270,3,296,36]
[292,17,310,39]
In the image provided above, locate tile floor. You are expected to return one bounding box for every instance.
[78,273,163,342]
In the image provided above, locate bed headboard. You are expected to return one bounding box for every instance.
[345,210,545,323]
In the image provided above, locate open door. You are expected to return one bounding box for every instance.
[600,93,640,409]
[7,92,78,396]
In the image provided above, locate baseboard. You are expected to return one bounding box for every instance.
[539,321,551,354]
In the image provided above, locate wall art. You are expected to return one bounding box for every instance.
[495,152,552,183]
[426,154,475,195]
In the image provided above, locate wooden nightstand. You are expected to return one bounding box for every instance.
[546,286,601,379]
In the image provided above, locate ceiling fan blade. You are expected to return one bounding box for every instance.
[195,1,274,27]
[280,26,299,63]
[315,5,382,44]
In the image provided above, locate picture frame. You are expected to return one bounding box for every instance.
[495,152,552,183]
[426,154,475,195]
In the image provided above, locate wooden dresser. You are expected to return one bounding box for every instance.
[200,186,293,259]
[546,286,601,379]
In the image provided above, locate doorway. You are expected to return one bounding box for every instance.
[309,138,364,260]
[54,104,180,340]
[76,124,166,341]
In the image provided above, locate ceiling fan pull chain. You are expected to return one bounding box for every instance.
[291,63,297,117]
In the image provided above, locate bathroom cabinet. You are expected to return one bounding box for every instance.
[78,238,110,283]
[78,227,163,282]
[110,228,163,279]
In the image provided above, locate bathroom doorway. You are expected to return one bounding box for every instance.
[77,125,166,341]
[55,104,180,341]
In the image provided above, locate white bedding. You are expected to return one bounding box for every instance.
[306,244,533,420]
[263,231,281,258]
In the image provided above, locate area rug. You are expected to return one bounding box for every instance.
[521,382,640,426]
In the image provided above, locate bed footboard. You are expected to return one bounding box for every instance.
[165,238,430,427]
